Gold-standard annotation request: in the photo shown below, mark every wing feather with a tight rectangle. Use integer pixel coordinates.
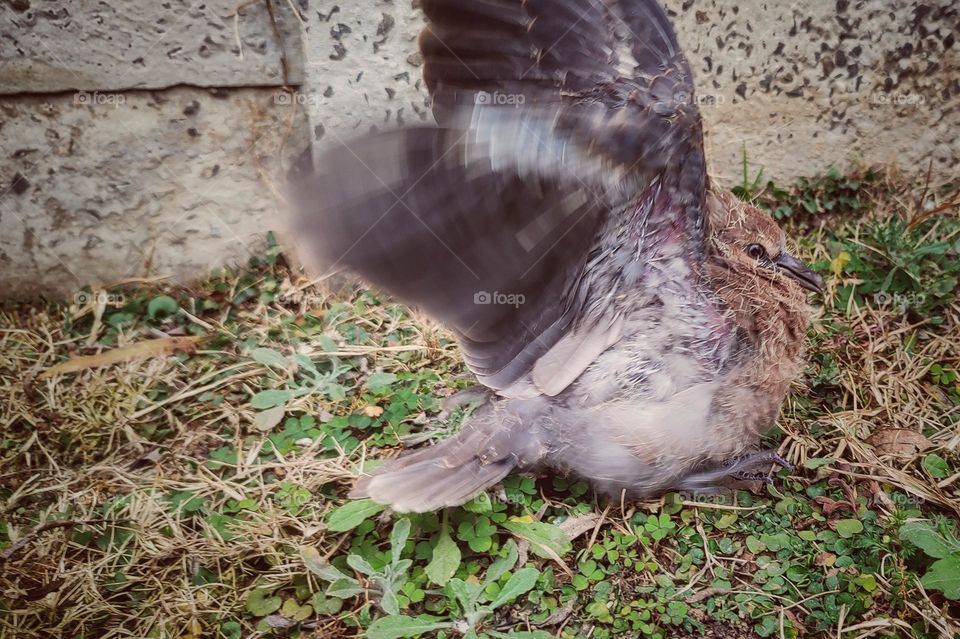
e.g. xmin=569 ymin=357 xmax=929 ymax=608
xmin=293 ymin=0 xmax=708 ymax=395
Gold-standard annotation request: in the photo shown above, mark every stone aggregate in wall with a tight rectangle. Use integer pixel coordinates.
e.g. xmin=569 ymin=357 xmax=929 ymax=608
xmin=0 ymin=0 xmax=304 ymax=93
xmin=0 ymin=87 xmax=308 ymax=298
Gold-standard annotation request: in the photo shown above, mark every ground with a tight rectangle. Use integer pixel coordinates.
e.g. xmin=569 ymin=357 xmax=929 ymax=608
xmin=1 ymin=168 xmax=959 ymax=639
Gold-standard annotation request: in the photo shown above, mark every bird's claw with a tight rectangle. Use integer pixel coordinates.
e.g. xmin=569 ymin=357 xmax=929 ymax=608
xmin=730 ymin=470 xmax=774 ymax=484
xmin=724 ymin=449 xmax=793 ymax=484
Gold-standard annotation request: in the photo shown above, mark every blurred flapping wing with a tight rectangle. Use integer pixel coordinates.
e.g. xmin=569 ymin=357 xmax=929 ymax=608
xmin=292 ymin=0 xmax=707 ymax=394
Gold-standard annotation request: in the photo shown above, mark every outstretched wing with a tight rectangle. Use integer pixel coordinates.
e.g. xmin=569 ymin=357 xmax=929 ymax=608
xmin=292 ymin=0 xmax=706 ymax=395
xmin=421 ymin=0 xmax=703 ymax=194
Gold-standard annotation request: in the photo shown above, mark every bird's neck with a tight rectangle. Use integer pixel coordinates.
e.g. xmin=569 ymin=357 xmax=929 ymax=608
xmin=705 ymin=264 xmax=811 ymax=439
xmin=729 ymin=293 xmax=807 ymax=388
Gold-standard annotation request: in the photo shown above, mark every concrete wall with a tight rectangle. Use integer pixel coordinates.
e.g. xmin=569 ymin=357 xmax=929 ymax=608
xmin=0 ymin=89 xmax=307 ymax=297
xmin=0 ymin=0 xmax=310 ymax=299
xmin=1 ymin=0 xmax=957 ymax=298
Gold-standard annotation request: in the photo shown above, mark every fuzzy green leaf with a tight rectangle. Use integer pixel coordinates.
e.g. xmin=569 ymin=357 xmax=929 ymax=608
xmin=346 ymin=553 xmax=378 ymax=577
xmin=446 ymin=578 xmax=481 ymax=614
xmin=501 ymin=520 xmax=572 ymax=561
xmin=253 ymin=405 xmax=285 ymax=431
xmin=300 ymin=546 xmax=350 ymax=581
xmin=483 ymin=539 xmax=519 ymax=588
xmin=326 ymin=578 xmax=364 ymax=599
xmin=380 ymin=585 xmax=400 ymax=615
xmin=366 ymin=372 xmax=398 ymax=392
xmin=900 ymin=522 xmax=960 ymax=559
xmin=250 ymin=389 xmax=295 ymax=409
xmin=250 ymin=347 xmax=289 ymax=368
xmin=293 ymin=353 xmax=319 ymax=374
xmin=490 ymin=566 xmax=540 ymax=609
xmin=920 ymin=553 xmax=960 ymax=599
xmin=365 ymin=615 xmax=452 ymax=639
xmin=425 ymin=522 xmax=461 ymax=586
xmin=391 ymin=518 xmax=411 ymax=565
xmin=326 ymin=499 xmax=386 ymax=532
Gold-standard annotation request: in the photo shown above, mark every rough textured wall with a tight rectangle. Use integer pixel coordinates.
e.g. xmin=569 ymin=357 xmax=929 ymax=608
xmin=303 ymin=0 xmax=958 ymax=185
xmin=301 ymin=2 xmax=431 ymax=148
xmin=673 ymin=0 xmax=958 ymax=184
xmin=0 ymin=0 xmax=309 ymax=299
xmin=0 ymin=89 xmax=306 ymax=299
xmin=0 ymin=0 xmax=304 ymax=90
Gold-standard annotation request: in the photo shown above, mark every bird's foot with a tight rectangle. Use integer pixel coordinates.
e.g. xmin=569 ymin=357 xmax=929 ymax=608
xmin=673 ymin=449 xmax=792 ymax=493
xmin=729 ymin=470 xmax=773 ymax=484
xmin=723 ymin=450 xmax=793 ymax=478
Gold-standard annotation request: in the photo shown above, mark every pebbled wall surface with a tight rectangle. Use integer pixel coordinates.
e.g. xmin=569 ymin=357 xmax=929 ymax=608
xmin=0 ymin=0 xmax=957 ymax=298
xmin=672 ymin=0 xmax=958 ymax=184
xmin=0 ymin=89 xmax=307 ymax=299
xmin=0 ymin=0 xmax=305 ymax=90
xmin=0 ymin=0 xmax=309 ymax=299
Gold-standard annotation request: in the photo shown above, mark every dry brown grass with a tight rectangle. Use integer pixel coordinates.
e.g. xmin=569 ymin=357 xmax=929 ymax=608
xmin=0 ymin=275 xmax=459 ymax=638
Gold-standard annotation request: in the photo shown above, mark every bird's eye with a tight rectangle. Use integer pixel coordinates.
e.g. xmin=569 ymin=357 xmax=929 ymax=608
xmin=746 ymin=244 xmax=767 ymax=260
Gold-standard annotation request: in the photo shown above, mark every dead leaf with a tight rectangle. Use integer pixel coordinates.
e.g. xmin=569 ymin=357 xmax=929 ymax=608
xmin=558 ymin=513 xmax=600 ymax=541
xmin=863 ymin=479 xmax=897 ymax=511
xmin=22 ymin=577 xmax=66 ymax=601
xmin=264 ymin=615 xmax=297 ymax=629
xmin=539 ymin=596 xmax=577 ymax=626
xmin=40 ymin=336 xmax=207 ymax=379
xmin=866 ymin=428 xmax=932 ymax=456
xmin=813 ymin=496 xmax=855 ymax=516
xmin=686 ymin=586 xmax=730 ymax=603
xmin=782 ymin=607 xmax=808 ymax=635
xmin=254 ymin=405 xmax=286 ymax=432
xmin=815 ymin=552 xmax=837 ymax=567
xmin=363 ymin=405 xmax=384 ymax=417
xmin=827 ymin=476 xmax=859 ymax=505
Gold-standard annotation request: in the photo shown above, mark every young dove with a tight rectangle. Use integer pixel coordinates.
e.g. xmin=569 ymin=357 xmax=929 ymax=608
xmin=291 ymin=0 xmax=824 ymax=512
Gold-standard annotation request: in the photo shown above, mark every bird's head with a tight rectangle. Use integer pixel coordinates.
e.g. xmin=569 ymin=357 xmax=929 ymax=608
xmin=702 ymin=191 xmax=823 ymax=352
xmin=705 ymin=190 xmax=824 ymax=297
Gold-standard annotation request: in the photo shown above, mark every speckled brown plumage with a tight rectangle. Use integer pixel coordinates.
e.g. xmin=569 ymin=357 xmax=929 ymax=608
xmin=291 ymin=0 xmax=823 ymax=512
xmin=699 ymin=191 xmax=816 ymax=462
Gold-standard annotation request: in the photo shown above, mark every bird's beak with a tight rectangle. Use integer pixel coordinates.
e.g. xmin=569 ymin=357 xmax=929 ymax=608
xmin=775 ymin=251 xmax=824 ymax=293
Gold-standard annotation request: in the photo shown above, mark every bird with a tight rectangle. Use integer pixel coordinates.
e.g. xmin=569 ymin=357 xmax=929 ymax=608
xmin=289 ymin=0 xmax=824 ymax=513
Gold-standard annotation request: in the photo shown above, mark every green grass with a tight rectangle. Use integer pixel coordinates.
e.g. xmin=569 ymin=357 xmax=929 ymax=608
xmin=1 ymin=172 xmax=959 ymax=639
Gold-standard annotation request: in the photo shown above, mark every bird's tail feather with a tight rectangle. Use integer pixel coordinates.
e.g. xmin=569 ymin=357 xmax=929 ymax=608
xmin=350 ymin=411 xmax=532 ymax=512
